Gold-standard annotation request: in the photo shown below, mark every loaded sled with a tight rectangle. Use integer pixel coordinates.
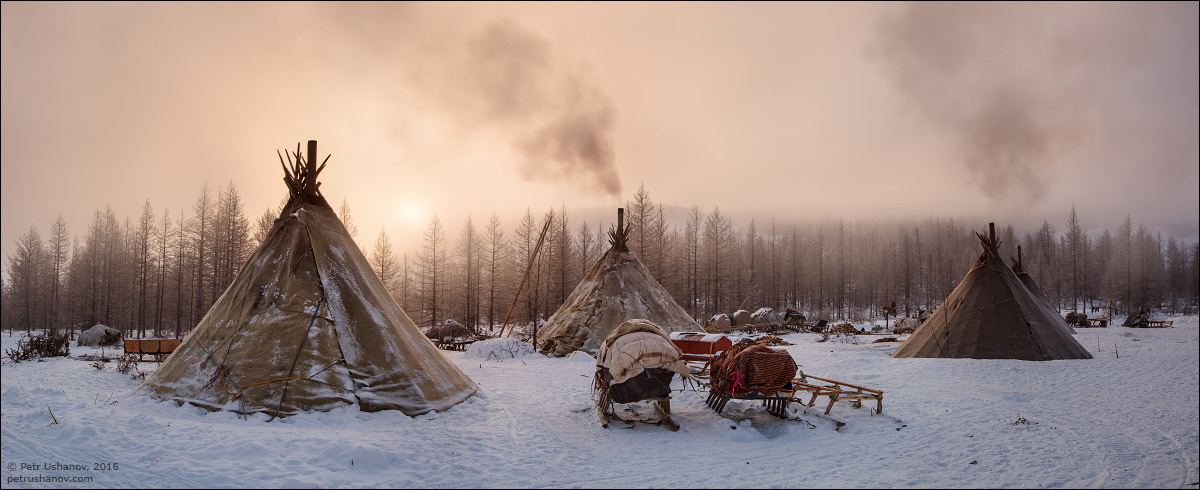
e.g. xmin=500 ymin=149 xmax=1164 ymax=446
xmin=593 ymin=320 xmax=696 ymax=431
xmin=700 ymin=340 xmax=883 ymax=419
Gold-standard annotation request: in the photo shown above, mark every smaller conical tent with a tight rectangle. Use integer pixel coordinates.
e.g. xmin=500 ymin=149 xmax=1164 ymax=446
xmin=892 ymin=224 xmax=1092 ymax=361
xmin=538 ymin=209 xmax=701 ymax=357
xmin=139 ymin=141 xmax=477 ymax=417
xmin=1010 ymin=246 xmax=1076 ymax=334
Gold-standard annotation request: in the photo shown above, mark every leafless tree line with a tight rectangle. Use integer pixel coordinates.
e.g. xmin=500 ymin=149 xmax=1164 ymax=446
xmin=2 ymin=182 xmax=256 ymax=338
xmin=383 ymin=186 xmax=1198 ymax=331
xmin=4 ymin=183 xmax=1198 ymax=338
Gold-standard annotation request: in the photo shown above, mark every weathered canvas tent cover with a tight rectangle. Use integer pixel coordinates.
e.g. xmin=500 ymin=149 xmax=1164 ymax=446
xmin=539 ymin=210 xmax=700 ymax=357
xmin=1011 ymin=254 xmax=1077 ymax=335
xmin=892 ymin=227 xmax=1092 ymax=361
xmin=139 ymin=141 xmax=476 ymax=417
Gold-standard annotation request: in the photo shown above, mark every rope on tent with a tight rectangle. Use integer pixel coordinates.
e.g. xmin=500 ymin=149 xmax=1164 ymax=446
xmin=206 ymin=361 xmax=349 ymax=401
xmin=270 ymin=223 xmax=333 ymax=420
xmin=289 ymin=220 xmax=363 ymax=416
xmin=231 ymin=376 xmax=310 ymax=402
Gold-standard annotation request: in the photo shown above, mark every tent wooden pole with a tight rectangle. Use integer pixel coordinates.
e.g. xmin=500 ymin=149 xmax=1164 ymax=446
xmin=307 ymin=140 xmax=317 ymax=192
xmin=497 ymin=219 xmax=553 ymax=339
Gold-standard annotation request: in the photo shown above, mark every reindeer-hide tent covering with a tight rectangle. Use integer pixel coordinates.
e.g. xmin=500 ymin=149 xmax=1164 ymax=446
xmin=597 ymin=320 xmax=694 ymax=386
xmin=538 ymin=210 xmax=700 ymax=357
xmin=138 ymin=141 xmax=477 ymax=417
xmin=891 ymin=226 xmax=1092 ymax=361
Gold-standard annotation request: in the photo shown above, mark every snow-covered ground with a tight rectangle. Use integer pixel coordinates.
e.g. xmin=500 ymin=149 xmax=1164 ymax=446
xmin=3 ymin=315 xmax=1198 ymax=488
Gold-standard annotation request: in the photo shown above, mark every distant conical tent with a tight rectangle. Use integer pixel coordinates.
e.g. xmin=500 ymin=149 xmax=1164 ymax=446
xmin=538 ymin=209 xmax=701 ymax=357
xmin=1010 ymin=246 xmax=1077 ymax=334
xmin=140 ymin=141 xmax=477 ymax=417
xmin=892 ymin=224 xmax=1092 ymax=361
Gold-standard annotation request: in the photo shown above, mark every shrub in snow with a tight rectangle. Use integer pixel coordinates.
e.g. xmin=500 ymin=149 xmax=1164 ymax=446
xmin=5 ymin=331 xmax=71 ymax=362
xmin=464 ymin=338 xmax=536 ymax=361
xmin=117 ymin=354 xmax=145 ymax=379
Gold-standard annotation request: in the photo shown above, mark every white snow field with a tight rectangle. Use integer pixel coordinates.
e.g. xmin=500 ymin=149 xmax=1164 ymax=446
xmin=2 ymin=316 xmax=1197 ymax=489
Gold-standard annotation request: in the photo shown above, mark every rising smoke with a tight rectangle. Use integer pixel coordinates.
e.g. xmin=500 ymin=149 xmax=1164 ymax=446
xmin=871 ymin=1 xmax=1197 ymax=204
xmin=324 ymin=4 xmax=623 ymax=198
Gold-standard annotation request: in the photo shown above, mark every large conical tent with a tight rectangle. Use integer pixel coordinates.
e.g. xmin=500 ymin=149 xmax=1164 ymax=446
xmin=1010 ymin=246 xmax=1076 ymax=334
xmin=538 ymin=209 xmax=701 ymax=357
xmin=140 ymin=141 xmax=477 ymax=417
xmin=892 ymin=224 xmax=1092 ymax=361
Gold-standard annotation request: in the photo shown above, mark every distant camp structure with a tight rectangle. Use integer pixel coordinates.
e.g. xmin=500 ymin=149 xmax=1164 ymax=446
xmin=538 ymin=209 xmax=701 ymax=357
xmin=139 ymin=141 xmax=477 ymax=417
xmin=426 ymin=319 xmax=475 ymax=342
xmin=77 ymin=324 xmax=122 ymax=347
xmin=892 ymin=223 xmax=1093 ymax=361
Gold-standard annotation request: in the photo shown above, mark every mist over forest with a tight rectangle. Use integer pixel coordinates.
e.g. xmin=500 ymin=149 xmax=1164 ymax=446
xmin=4 ymin=181 xmax=1196 ymax=339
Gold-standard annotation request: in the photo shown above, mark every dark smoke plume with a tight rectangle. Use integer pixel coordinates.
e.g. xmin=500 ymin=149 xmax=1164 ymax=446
xmin=327 ymin=5 xmax=623 ymax=198
xmin=467 ymin=22 xmax=622 ymax=197
xmin=871 ymin=1 xmax=1194 ymax=203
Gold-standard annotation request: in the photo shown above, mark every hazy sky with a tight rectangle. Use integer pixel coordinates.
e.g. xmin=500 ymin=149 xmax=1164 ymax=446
xmin=3 ymin=1 xmax=1197 ymax=265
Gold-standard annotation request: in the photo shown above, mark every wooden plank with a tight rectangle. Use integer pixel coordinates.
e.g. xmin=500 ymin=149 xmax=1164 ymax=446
xmin=789 ymin=374 xmax=884 ymax=415
xmin=654 ymin=399 xmax=679 ymax=431
xmin=597 ymin=388 xmax=610 ymax=428
xmin=159 ymin=339 xmax=181 ymax=353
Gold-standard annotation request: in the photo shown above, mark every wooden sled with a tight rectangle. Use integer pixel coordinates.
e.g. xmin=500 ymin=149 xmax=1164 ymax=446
xmin=704 ymin=375 xmax=795 ymax=419
xmin=705 ymin=372 xmax=884 ymax=418
xmin=595 ymin=368 xmax=679 ymax=431
xmin=705 ymin=387 xmax=795 ymax=419
xmin=785 ymin=373 xmax=883 ymax=415
xmin=123 ymin=338 xmax=182 ymax=362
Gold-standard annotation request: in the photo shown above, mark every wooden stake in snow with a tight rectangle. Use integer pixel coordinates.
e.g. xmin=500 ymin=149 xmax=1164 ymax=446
xmin=497 ymin=218 xmax=553 ymax=339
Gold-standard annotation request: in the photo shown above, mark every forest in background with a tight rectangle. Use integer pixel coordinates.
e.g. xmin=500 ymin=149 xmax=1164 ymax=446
xmin=3 ymin=182 xmax=1198 ymax=339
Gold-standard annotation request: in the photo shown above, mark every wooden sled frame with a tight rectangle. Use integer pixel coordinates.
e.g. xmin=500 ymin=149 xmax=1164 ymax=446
xmin=704 ymin=384 xmax=795 ymax=419
xmin=704 ymin=370 xmax=883 ymax=418
xmin=594 ymin=370 xmax=680 ymax=431
xmin=786 ymin=373 xmax=883 ymax=415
